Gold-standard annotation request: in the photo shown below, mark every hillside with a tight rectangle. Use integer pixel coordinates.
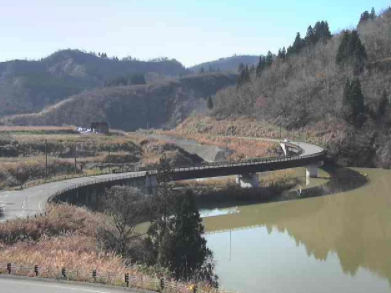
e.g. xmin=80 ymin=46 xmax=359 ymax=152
xmin=190 ymin=55 xmax=259 ymax=73
xmin=0 ymin=49 xmax=187 ymax=117
xmin=2 ymin=73 xmax=237 ymax=131
xmin=206 ymin=8 xmax=391 ymax=168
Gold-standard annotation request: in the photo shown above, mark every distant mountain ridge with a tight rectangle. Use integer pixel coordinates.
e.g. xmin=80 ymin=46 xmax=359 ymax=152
xmin=3 ymin=73 xmax=237 ymax=131
xmin=0 ymin=49 xmax=188 ymax=117
xmin=190 ymin=55 xmax=259 ymax=73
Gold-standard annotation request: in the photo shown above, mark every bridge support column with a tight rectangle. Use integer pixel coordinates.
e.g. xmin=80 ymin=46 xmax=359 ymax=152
xmin=306 ymin=165 xmax=318 ymax=178
xmin=236 ymin=174 xmax=260 ymax=188
xmin=280 ymin=142 xmax=287 ymax=157
xmin=145 ymin=174 xmax=158 ymax=195
xmin=306 ymin=161 xmax=324 ymax=179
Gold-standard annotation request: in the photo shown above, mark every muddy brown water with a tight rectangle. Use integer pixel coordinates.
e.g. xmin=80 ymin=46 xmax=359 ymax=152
xmin=201 ymin=167 xmax=391 ymax=293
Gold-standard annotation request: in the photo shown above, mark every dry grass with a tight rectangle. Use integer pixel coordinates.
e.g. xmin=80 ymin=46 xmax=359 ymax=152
xmin=0 ymin=126 xmax=77 ymax=135
xmin=0 ymin=130 xmax=201 ymax=190
xmin=0 ymin=203 xmax=226 ymax=292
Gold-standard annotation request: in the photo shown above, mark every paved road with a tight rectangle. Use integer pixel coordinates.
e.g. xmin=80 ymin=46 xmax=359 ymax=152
xmin=0 ymin=277 xmax=139 ymax=293
xmin=0 ymin=172 xmax=145 ymax=222
xmin=0 ymin=137 xmax=323 ymax=222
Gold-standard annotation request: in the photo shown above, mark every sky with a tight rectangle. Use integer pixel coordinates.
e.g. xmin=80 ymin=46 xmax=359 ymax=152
xmin=0 ymin=0 xmax=389 ymax=67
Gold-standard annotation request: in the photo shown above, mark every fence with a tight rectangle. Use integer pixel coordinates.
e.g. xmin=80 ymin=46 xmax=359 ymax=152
xmin=0 ymin=262 xmax=218 ymax=293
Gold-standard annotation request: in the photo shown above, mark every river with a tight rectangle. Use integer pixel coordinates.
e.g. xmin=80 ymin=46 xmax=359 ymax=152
xmin=201 ymin=167 xmax=391 ymax=293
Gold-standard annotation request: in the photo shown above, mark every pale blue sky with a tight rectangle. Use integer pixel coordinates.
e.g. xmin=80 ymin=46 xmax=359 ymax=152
xmin=1 ymin=1 xmax=389 ymax=67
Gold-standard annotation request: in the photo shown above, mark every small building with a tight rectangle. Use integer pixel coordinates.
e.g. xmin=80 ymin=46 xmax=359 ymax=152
xmin=91 ymin=121 xmax=110 ymax=134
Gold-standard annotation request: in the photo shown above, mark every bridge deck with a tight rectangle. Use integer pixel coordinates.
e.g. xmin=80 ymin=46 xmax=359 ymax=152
xmin=0 ymin=138 xmax=325 ymax=221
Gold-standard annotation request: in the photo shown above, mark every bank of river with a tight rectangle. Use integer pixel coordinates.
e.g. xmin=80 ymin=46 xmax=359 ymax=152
xmin=201 ymin=167 xmax=391 ymax=293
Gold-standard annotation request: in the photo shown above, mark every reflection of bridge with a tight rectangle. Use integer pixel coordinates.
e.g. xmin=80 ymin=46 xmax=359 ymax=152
xmin=0 ymin=138 xmax=325 ymax=221
xmin=203 ymin=169 xmax=391 ymax=290
xmin=203 ymin=167 xmax=368 ymax=235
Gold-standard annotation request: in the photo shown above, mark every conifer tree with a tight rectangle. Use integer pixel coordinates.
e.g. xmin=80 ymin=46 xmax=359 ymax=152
xmin=256 ymin=56 xmax=265 ymax=77
xmin=305 ymin=25 xmax=317 ymax=47
xmin=265 ymin=51 xmax=273 ymax=67
xmin=359 ymin=11 xmax=370 ymax=25
xmin=207 ymin=95 xmax=214 ymax=110
xmin=314 ymin=21 xmax=332 ymax=43
xmin=370 ymin=7 xmax=376 ymax=20
xmin=342 ymin=78 xmax=366 ymax=127
xmin=287 ymin=32 xmax=305 ymax=56
xmin=277 ymin=47 xmax=286 ymax=60
xmin=336 ymin=31 xmax=350 ymax=65
xmin=238 ymin=62 xmax=245 ymax=73
xmin=377 ymin=90 xmax=388 ymax=119
xmin=336 ymin=30 xmax=367 ymax=73
xmin=164 ymin=190 xmax=215 ymax=281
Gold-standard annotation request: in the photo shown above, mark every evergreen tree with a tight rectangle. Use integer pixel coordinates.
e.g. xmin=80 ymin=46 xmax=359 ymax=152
xmin=336 ymin=30 xmax=367 ymax=73
xmin=342 ymin=78 xmax=366 ymax=127
xmin=129 ymin=73 xmax=146 ymax=85
xmin=377 ymin=90 xmax=389 ymax=119
xmin=163 ymin=190 xmax=216 ymax=282
xmin=256 ymin=56 xmax=266 ymax=77
xmin=287 ymin=32 xmax=305 ymax=56
xmin=314 ymin=21 xmax=332 ymax=43
xmin=238 ymin=62 xmax=245 ymax=73
xmin=265 ymin=51 xmax=274 ymax=67
xmin=147 ymin=155 xmax=177 ymax=263
xmin=347 ymin=30 xmax=367 ymax=73
xmin=370 ymin=7 xmax=376 ymax=20
xmin=277 ymin=47 xmax=286 ymax=60
xmin=336 ymin=31 xmax=350 ymax=65
xmin=237 ymin=65 xmax=251 ymax=87
xmin=207 ymin=95 xmax=214 ymax=110
xmin=359 ymin=11 xmax=371 ymax=25
xmin=305 ymin=25 xmax=317 ymax=47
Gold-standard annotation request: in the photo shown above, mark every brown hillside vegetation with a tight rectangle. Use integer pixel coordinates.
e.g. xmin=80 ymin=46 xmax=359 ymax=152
xmin=0 ymin=128 xmax=202 ymax=190
xmin=0 ymin=49 xmax=188 ymax=117
xmin=0 ymin=204 xmax=217 ymax=292
xmin=210 ymin=8 xmax=391 ymax=167
xmin=3 ymin=73 xmax=236 ymax=131
xmin=161 ymin=117 xmax=281 ymax=160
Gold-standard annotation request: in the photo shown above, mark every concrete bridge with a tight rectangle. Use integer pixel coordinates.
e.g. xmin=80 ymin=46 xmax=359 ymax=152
xmin=0 ymin=138 xmax=325 ymax=221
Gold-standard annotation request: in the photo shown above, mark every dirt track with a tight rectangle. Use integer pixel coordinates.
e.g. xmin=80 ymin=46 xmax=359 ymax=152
xmin=149 ymin=134 xmax=231 ymax=162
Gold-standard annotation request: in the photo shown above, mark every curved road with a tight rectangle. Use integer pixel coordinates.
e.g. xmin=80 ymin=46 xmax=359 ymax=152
xmin=0 ymin=136 xmax=324 ymax=291
xmin=0 ymin=137 xmax=323 ymax=222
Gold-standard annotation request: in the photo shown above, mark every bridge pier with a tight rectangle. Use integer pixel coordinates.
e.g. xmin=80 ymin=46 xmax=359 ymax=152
xmin=145 ymin=173 xmax=158 ymax=194
xmin=236 ymin=173 xmax=260 ymax=188
xmin=280 ymin=142 xmax=288 ymax=157
xmin=306 ymin=161 xmax=324 ymax=179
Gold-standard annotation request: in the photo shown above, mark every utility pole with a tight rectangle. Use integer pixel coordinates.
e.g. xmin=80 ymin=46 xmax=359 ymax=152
xmin=45 ymin=139 xmax=48 ymax=182
xmin=280 ymin=122 xmax=282 ymax=139
xmin=74 ymin=144 xmax=77 ymax=175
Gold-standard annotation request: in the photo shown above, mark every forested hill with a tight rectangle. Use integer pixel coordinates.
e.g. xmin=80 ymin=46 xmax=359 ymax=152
xmin=190 ymin=55 xmax=259 ymax=73
xmin=2 ymin=73 xmax=237 ymax=131
xmin=210 ymin=7 xmax=391 ymax=168
xmin=0 ymin=49 xmax=187 ymax=117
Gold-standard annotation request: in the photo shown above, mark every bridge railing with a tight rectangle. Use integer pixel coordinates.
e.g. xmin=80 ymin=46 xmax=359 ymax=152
xmin=0 ymin=262 xmax=218 ymax=293
xmin=48 ymin=143 xmax=325 ymax=204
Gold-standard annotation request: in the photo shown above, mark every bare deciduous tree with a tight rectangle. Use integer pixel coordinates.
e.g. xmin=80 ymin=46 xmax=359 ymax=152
xmin=97 ymin=186 xmax=149 ymax=257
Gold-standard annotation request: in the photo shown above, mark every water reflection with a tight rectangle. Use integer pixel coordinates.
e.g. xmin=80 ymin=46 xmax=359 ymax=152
xmin=203 ymin=168 xmax=391 ymax=293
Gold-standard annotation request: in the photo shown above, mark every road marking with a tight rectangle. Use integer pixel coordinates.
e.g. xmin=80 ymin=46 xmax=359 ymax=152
xmin=0 ymin=278 xmax=120 ymax=292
